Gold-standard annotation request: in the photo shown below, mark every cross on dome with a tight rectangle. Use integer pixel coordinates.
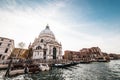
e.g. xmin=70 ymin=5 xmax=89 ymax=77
xmin=46 ymin=24 xmax=50 ymax=30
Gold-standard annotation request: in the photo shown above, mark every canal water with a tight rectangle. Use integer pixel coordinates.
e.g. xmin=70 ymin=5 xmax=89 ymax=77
xmin=0 ymin=60 xmax=120 ymax=80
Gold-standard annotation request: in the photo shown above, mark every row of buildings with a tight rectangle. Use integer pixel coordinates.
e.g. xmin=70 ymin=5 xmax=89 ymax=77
xmin=0 ymin=25 xmax=63 ymax=61
xmin=0 ymin=25 xmax=119 ymax=61
xmin=64 ymin=47 xmax=120 ymax=61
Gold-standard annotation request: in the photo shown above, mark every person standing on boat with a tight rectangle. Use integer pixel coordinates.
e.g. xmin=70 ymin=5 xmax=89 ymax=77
xmin=24 ymin=64 xmax=29 ymax=74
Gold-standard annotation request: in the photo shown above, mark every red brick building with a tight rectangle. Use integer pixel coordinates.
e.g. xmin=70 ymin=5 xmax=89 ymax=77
xmin=64 ymin=47 xmax=108 ymax=61
xmin=64 ymin=50 xmax=80 ymax=61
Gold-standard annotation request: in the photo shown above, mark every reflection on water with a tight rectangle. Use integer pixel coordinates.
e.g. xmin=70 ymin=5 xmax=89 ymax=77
xmin=1 ymin=60 xmax=120 ymax=80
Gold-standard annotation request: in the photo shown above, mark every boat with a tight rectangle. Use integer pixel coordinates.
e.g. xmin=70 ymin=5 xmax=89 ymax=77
xmin=0 ymin=64 xmax=9 ymax=70
xmin=91 ymin=59 xmax=97 ymax=62
xmin=71 ymin=61 xmax=79 ymax=66
xmin=53 ymin=61 xmax=78 ymax=68
xmin=0 ymin=59 xmax=20 ymax=70
xmin=80 ymin=60 xmax=91 ymax=64
xmin=4 ymin=63 xmax=41 ymax=77
xmin=9 ymin=69 xmax=24 ymax=76
xmin=97 ymin=57 xmax=110 ymax=62
xmin=0 ymin=60 xmax=11 ymax=70
xmin=53 ymin=63 xmax=64 ymax=68
xmin=38 ymin=63 xmax=50 ymax=71
xmin=28 ymin=64 xmax=40 ymax=73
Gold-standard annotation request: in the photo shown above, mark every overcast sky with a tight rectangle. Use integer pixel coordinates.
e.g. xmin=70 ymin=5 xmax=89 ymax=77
xmin=0 ymin=0 xmax=120 ymax=53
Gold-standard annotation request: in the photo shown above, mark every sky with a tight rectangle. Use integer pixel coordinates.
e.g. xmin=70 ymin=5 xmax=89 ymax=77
xmin=0 ymin=0 xmax=120 ymax=53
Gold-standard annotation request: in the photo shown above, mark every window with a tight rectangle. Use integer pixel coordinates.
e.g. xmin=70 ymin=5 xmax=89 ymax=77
xmin=41 ymin=39 xmax=44 ymax=43
xmin=9 ymin=40 xmax=11 ymax=42
xmin=0 ymin=43 xmax=2 ymax=46
xmin=36 ymin=46 xmax=42 ymax=50
xmin=1 ymin=38 xmax=3 ymax=41
xmin=2 ymin=56 xmax=5 ymax=60
xmin=38 ymin=46 xmax=42 ymax=49
xmin=5 ymin=48 xmax=8 ymax=53
xmin=36 ymin=47 xmax=38 ymax=50
xmin=0 ymin=54 xmax=2 ymax=58
xmin=8 ymin=44 xmax=10 ymax=47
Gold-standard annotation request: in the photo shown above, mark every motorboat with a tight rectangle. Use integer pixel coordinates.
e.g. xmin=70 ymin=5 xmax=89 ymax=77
xmin=0 ymin=64 xmax=8 ymax=70
xmin=0 ymin=60 xmax=11 ymax=70
xmin=38 ymin=63 xmax=50 ymax=71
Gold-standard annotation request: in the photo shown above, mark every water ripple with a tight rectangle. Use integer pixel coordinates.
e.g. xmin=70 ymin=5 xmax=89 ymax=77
xmin=1 ymin=60 xmax=120 ymax=80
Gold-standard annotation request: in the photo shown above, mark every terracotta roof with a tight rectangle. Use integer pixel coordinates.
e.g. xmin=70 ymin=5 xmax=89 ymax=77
xmin=12 ymin=48 xmax=29 ymax=59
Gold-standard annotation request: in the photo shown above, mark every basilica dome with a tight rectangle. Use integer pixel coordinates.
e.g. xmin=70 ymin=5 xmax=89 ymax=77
xmin=39 ymin=25 xmax=55 ymax=40
xmin=31 ymin=24 xmax=62 ymax=60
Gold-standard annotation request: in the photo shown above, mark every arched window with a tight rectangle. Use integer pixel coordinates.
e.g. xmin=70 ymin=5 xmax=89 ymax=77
xmin=38 ymin=46 xmax=42 ymax=49
xmin=0 ymin=54 xmax=2 ymax=59
xmin=36 ymin=47 xmax=38 ymax=50
xmin=0 ymin=43 xmax=2 ymax=46
xmin=53 ymin=47 xmax=57 ymax=59
xmin=41 ymin=39 xmax=44 ymax=43
xmin=2 ymin=56 xmax=5 ymax=60
xmin=5 ymin=48 xmax=8 ymax=53
xmin=36 ymin=46 xmax=42 ymax=50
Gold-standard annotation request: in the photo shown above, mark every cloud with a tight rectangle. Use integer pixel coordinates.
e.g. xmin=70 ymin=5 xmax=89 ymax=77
xmin=0 ymin=0 xmax=69 ymax=47
xmin=0 ymin=0 xmax=120 ymax=53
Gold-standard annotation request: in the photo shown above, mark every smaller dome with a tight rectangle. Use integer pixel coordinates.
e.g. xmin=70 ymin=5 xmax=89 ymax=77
xmin=39 ymin=25 xmax=55 ymax=39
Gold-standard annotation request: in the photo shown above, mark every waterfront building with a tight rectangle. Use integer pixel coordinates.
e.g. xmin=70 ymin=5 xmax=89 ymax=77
xmin=12 ymin=48 xmax=29 ymax=59
xmin=64 ymin=47 xmax=108 ymax=61
xmin=109 ymin=53 xmax=120 ymax=60
xmin=0 ymin=37 xmax=14 ymax=60
xmin=79 ymin=48 xmax=91 ymax=61
xmin=30 ymin=25 xmax=62 ymax=60
xmin=80 ymin=47 xmax=103 ymax=60
xmin=64 ymin=50 xmax=80 ymax=60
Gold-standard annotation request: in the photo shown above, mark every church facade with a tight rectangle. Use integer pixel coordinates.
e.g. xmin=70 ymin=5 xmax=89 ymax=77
xmin=30 ymin=25 xmax=62 ymax=60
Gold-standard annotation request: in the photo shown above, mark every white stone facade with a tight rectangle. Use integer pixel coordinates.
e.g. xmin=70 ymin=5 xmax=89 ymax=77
xmin=30 ymin=25 xmax=62 ymax=60
xmin=0 ymin=37 xmax=14 ymax=60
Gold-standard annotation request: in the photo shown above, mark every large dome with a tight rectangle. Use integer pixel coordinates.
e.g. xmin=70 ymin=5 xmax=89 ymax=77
xmin=39 ymin=25 xmax=55 ymax=39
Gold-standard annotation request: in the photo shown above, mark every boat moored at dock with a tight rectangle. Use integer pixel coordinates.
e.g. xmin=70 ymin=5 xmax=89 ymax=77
xmin=0 ymin=64 xmax=9 ymax=70
xmin=38 ymin=63 xmax=50 ymax=71
xmin=97 ymin=57 xmax=110 ymax=62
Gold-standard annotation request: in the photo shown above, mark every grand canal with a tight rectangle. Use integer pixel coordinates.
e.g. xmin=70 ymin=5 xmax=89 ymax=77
xmin=0 ymin=60 xmax=120 ymax=80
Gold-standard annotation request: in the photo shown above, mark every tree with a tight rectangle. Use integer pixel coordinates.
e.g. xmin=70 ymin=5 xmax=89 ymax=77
xmin=17 ymin=42 xmax=25 ymax=58
xmin=18 ymin=42 xmax=25 ymax=48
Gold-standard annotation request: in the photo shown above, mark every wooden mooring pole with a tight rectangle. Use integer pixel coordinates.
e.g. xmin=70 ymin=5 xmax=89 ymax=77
xmin=5 ymin=58 xmax=12 ymax=77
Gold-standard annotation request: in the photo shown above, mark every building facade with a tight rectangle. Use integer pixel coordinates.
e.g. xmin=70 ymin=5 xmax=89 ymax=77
xmin=12 ymin=48 xmax=29 ymax=59
xmin=64 ymin=50 xmax=80 ymax=61
xmin=64 ymin=47 xmax=108 ymax=61
xmin=80 ymin=47 xmax=103 ymax=60
xmin=0 ymin=37 xmax=14 ymax=60
xmin=30 ymin=25 xmax=62 ymax=60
